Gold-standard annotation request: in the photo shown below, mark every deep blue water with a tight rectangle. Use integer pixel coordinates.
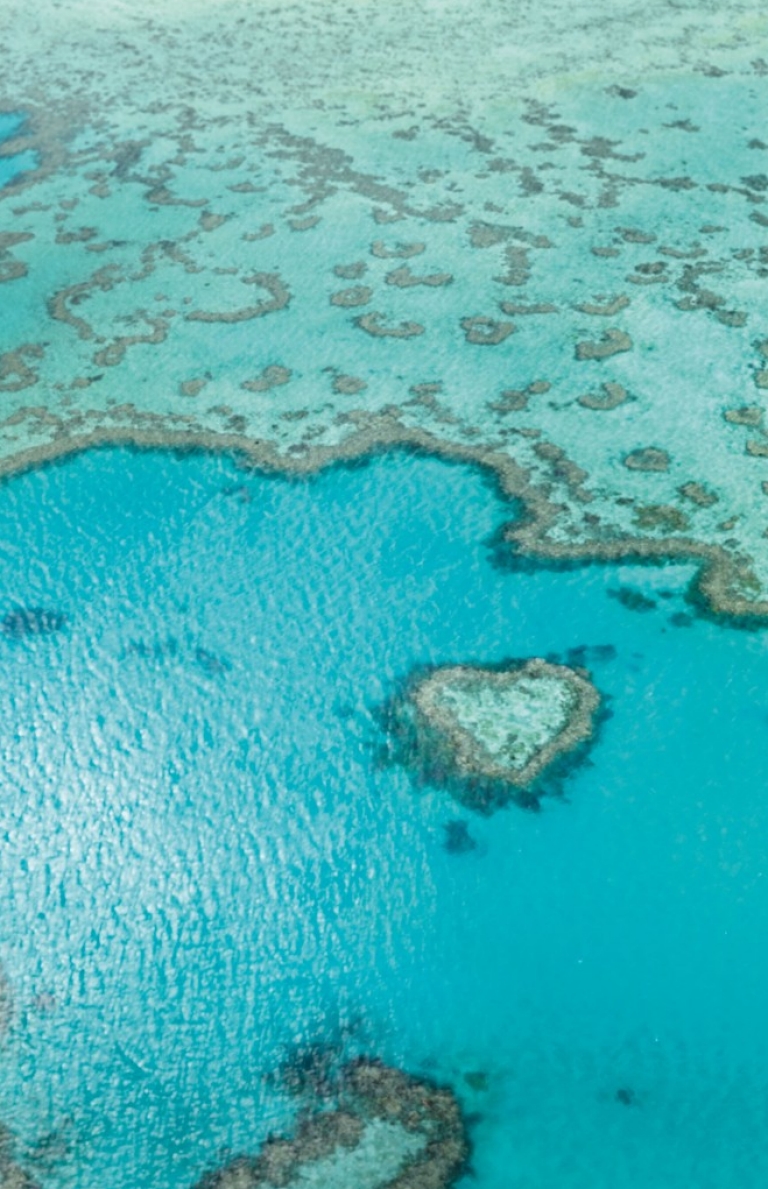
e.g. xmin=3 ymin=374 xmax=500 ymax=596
xmin=0 ymin=448 xmax=767 ymax=1189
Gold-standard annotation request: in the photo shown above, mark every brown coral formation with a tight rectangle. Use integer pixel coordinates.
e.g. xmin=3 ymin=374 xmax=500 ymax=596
xmin=92 ymin=314 xmax=168 ymax=368
xmin=180 ymin=377 xmax=210 ymax=397
xmin=241 ymin=366 xmax=292 ymax=393
xmin=0 ymin=259 xmax=27 ymax=283
xmin=0 ymin=345 xmax=43 ymax=392
xmin=575 ymin=328 xmax=632 ymax=360
xmin=460 ymin=316 xmax=515 ymax=345
xmin=333 ymin=374 xmax=367 ymax=394
xmin=333 ymin=262 xmax=367 ymax=279
xmin=575 ymin=295 xmax=630 ymax=316
xmin=499 ymin=301 xmax=558 ymax=315
xmin=356 ymin=312 xmax=425 ymax=338
xmin=679 ymin=481 xmax=719 ymax=507
xmin=186 ymin=273 xmax=290 ymax=323
xmin=633 ymin=504 xmax=689 ymax=532
xmin=330 ymin=285 xmax=373 ymax=307
xmin=0 ymin=230 xmax=31 ymax=285
xmin=408 ymin=659 xmax=599 ymax=790
xmin=577 ymin=381 xmax=629 ymax=410
xmin=724 ymin=406 xmax=763 ymax=427
xmin=192 ymin=1059 xmax=468 ymax=1189
xmin=47 ymin=267 xmax=119 ymax=341
xmin=371 ymin=241 xmax=425 ymax=259
xmin=623 ymin=447 xmax=671 ymax=472
xmin=385 ymin=266 xmax=452 ymax=288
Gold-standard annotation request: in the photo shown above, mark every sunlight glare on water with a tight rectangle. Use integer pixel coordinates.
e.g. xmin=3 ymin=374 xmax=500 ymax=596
xmin=0 ymin=448 xmax=767 ymax=1188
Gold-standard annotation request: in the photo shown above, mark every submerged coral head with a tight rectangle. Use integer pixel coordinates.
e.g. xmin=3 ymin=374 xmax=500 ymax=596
xmin=1 ymin=606 xmax=67 ymax=638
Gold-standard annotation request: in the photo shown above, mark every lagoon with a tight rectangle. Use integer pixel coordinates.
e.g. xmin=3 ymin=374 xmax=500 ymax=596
xmin=0 ymin=447 xmax=767 ymax=1188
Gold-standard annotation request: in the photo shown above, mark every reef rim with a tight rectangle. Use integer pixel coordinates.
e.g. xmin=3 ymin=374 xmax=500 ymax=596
xmin=2 ymin=416 xmax=766 ymax=627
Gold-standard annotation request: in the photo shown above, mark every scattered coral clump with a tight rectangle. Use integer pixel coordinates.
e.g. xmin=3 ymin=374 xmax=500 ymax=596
xmin=1 ymin=607 xmax=67 ymax=639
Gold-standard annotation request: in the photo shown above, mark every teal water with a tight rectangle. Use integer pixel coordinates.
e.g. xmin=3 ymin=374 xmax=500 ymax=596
xmin=0 ymin=113 xmax=37 ymax=188
xmin=1 ymin=447 xmax=767 ymax=1188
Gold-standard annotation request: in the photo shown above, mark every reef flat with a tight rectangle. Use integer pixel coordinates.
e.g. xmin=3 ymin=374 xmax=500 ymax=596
xmin=1 ymin=1 xmax=768 ymax=617
xmin=195 ymin=1059 xmax=468 ymax=1189
xmin=413 ymin=660 xmax=598 ymax=786
xmin=386 ymin=659 xmax=599 ymax=811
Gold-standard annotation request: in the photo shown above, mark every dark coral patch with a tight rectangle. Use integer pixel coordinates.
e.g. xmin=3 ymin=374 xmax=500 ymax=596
xmin=1 ymin=607 xmax=67 ymax=638
xmin=607 ymin=586 xmax=657 ymax=612
xmin=443 ymin=820 xmax=478 ymax=855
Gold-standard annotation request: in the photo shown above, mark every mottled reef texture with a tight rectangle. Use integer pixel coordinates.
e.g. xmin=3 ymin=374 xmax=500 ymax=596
xmin=2 ymin=0 xmax=768 ymax=618
xmin=416 ymin=660 xmax=598 ymax=784
xmin=0 ymin=1123 xmax=40 ymax=1189
xmin=382 ymin=659 xmax=600 ymax=813
xmin=193 ymin=1059 xmax=469 ymax=1189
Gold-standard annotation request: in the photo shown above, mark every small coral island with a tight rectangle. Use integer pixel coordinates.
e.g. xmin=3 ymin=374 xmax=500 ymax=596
xmin=385 ymin=658 xmax=600 ymax=812
xmin=194 ymin=1058 xmax=468 ymax=1189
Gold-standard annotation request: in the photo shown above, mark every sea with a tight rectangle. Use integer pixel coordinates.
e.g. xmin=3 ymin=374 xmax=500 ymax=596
xmin=3 ymin=35 xmax=768 ymax=1189
xmin=0 ymin=445 xmax=767 ymax=1188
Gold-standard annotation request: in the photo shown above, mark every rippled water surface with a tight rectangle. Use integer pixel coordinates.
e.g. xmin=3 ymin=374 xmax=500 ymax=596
xmin=1 ymin=447 xmax=767 ymax=1188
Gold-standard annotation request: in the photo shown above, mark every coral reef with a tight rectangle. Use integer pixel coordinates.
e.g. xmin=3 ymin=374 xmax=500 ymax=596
xmin=574 ymin=328 xmax=633 ymax=360
xmin=460 ymin=316 xmax=515 ymax=345
xmin=577 ymin=381 xmax=629 ymax=410
xmin=623 ymin=447 xmax=671 ymax=472
xmin=193 ymin=1059 xmax=468 ymax=1189
xmin=383 ymin=658 xmax=600 ymax=812
xmin=2 ymin=26 xmax=768 ymax=620
xmin=356 ymin=313 xmax=425 ymax=339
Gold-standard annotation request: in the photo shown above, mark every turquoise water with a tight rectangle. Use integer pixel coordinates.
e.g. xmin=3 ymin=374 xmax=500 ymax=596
xmin=1 ymin=447 xmax=767 ymax=1187
xmin=0 ymin=113 xmax=37 ymax=187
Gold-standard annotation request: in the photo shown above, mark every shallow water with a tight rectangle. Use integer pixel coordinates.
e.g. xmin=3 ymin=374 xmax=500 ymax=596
xmin=0 ymin=447 xmax=767 ymax=1188
xmin=0 ymin=113 xmax=37 ymax=188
